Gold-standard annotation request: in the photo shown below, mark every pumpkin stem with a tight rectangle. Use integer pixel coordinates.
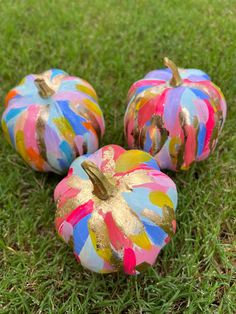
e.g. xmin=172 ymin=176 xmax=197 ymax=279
xmin=164 ymin=57 xmax=183 ymax=87
xmin=81 ymin=160 xmax=116 ymax=200
xmin=35 ymin=78 xmax=55 ymax=98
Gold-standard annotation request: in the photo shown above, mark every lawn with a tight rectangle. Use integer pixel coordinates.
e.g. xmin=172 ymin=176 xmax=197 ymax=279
xmin=0 ymin=0 xmax=235 ymax=313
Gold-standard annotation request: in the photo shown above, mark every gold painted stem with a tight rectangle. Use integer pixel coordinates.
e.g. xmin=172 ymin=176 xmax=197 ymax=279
xmin=164 ymin=57 xmax=183 ymax=87
xmin=35 ymin=78 xmax=55 ymax=98
xmin=81 ymin=160 xmax=116 ymax=200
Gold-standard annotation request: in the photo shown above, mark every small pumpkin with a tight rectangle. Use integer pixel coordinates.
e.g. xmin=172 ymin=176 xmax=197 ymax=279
xmin=124 ymin=58 xmax=227 ymax=171
xmin=54 ymin=144 xmax=177 ymax=274
xmin=1 ymin=69 xmax=105 ymax=174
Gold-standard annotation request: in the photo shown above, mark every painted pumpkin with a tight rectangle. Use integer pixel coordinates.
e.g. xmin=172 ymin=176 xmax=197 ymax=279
xmin=124 ymin=58 xmax=227 ymax=171
xmin=1 ymin=69 xmax=105 ymax=174
xmin=54 ymin=144 xmax=177 ymax=274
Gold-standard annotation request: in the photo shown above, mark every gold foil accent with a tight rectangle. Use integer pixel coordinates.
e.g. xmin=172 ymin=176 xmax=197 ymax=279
xmin=120 ymin=168 xmax=155 ymax=188
xmin=35 ymin=105 xmax=50 ymax=162
xmin=210 ymin=110 xmax=223 ymax=151
xmin=176 ymin=111 xmax=188 ymax=170
xmin=181 ymin=108 xmax=191 ymax=125
xmin=142 ymin=205 xmax=175 ymax=237
xmin=110 ymin=197 xmax=143 ymax=235
xmin=151 ymin=115 xmax=169 ymax=154
xmin=66 ymin=175 xmax=84 ymax=189
xmin=132 ymin=114 xmax=140 ymax=148
xmin=89 ymin=212 xmax=110 ymax=250
xmin=56 ymin=196 xmax=81 ymax=218
xmin=89 ymin=211 xmax=120 ymax=268
xmin=131 ymin=85 xmax=170 ymax=150
xmin=139 ymin=126 xmax=147 ymax=150
xmin=102 ymin=147 xmax=116 ymax=174
xmin=56 ymin=176 xmax=93 ymax=218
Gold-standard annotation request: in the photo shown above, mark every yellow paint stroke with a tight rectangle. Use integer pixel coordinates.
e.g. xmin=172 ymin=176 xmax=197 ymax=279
xmin=135 ymin=93 xmax=154 ymax=110
xmin=209 ymin=98 xmax=218 ymax=113
xmin=88 ymin=212 xmax=113 ymax=263
xmin=115 ymin=150 xmax=151 ymax=172
xmin=76 ymin=84 xmax=98 ymax=102
xmin=53 ymin=117 xmax=75 ymax=144
xmin=149 ymin=191 xmax=173 ymax=209
xmin=1 ymin=120 xmax=11 ymax=144
xmin=89 ymin=228 xmax=112 ymax=262
xmin=129 ymin=231 xmax=152 ymax=250
xmin=15 ymin=130 xmax=29 ymax=163
xmin=19 ymin=77 xmax=26 ymax=85
xmin=169 ymin=136 xmax=182 ymax=166
xmin=82 ymin=98 xmax=103 ymax=117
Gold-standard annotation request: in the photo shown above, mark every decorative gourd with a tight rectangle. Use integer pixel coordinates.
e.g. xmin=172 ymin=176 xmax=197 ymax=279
xmin=124 ymin=58 xmax=227 ymax=171
xmin=1 ymin=69 xmax=105 ymax=174
xmin=54 ymin=144 xmax=177 ymax=274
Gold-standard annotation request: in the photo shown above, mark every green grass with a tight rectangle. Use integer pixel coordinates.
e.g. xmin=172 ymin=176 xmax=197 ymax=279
xmin=0 ymin=0 xmax=236 ymax=313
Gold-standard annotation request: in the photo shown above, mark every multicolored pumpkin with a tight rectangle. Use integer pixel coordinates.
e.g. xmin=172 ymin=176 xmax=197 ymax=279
xmin=1 ymin=69 xmax=105 ymax=174
xmin=54 ymin=144 xmax=177 ymax=274
xmin=124 ymin=58 xmax=227 ymax=171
